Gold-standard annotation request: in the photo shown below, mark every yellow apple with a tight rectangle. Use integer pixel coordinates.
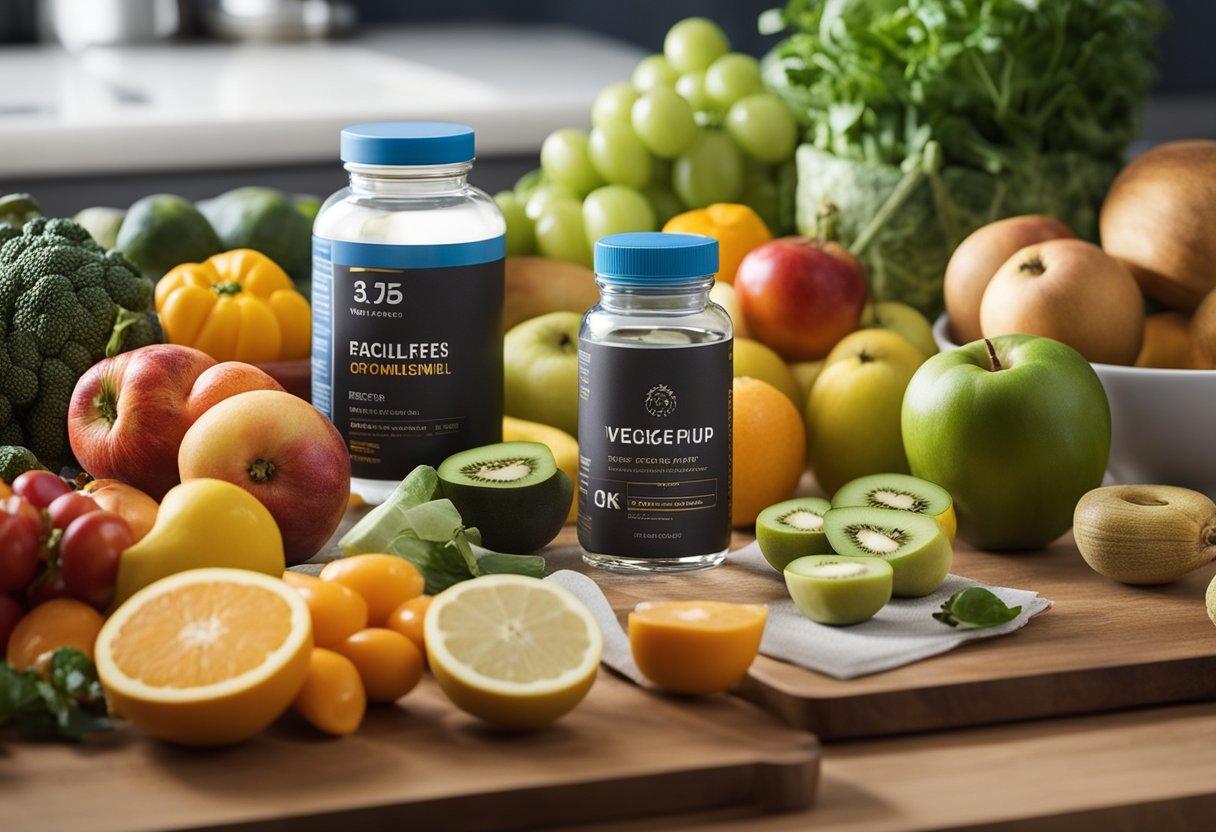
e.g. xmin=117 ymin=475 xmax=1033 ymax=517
xmin=733 ymin=337 xmax=802 ymax=413
xmin=805 ymin=329 xmax=925 ymax=495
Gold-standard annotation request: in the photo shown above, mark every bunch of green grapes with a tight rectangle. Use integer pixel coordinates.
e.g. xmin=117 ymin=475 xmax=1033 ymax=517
xmin=496 ymin=17 xmax=800 ymax=265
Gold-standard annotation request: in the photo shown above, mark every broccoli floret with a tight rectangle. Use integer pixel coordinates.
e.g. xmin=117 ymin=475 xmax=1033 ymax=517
xmin=0 ymin=444 xmax=46 ymax=483
xmin=0 ymin=217 xmax=162 ymax=467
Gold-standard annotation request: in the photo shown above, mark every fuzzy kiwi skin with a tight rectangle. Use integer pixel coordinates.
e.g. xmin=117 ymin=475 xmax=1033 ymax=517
xmin=440 ymin=469 xmax=572 ymax=554
xmin=1074 ymin=485 xmax=1216 ymax=585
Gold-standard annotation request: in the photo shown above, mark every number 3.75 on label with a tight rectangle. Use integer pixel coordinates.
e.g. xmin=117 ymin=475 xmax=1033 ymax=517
xmin=352 ymin=280 xmax=403 ymax=305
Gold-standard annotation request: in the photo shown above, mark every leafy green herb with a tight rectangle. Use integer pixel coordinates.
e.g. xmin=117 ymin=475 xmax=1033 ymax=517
xmin=933 ymin=587 xmax=1022 ymax=630
xmin=0 ymin=648 xmax=112 ymax=742
xmin=340 ymin=466 xmax=546 ymax=595
xmin=760 ymin=0 xmax=1163 ymax=314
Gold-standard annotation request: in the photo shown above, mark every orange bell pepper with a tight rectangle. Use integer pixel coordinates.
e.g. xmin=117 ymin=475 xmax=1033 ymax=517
xmin=155 ymin=249 xmax=311 ymax=363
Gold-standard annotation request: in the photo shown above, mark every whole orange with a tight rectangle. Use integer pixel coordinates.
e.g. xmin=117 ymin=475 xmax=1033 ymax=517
xmin=731 ymin=377 xmax=806 ymax=527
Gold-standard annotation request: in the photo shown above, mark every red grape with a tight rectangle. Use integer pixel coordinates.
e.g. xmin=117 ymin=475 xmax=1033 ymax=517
xmin=12 ymin=471 xmax=72 ymax=509
xmin=2 ymin=495 xmax=44 ymax=538
xmin=59 ymin=511 xmax=133 ymax=610
xmin=48 ymin=491 xmax=100 ymax=530
xmin=26 ymin=564 xmax=70 ymax=608
xmin=0 ymin=514 xmax=39 ymax=593
xmin=0 ymin=594 xmax=24 ymax=657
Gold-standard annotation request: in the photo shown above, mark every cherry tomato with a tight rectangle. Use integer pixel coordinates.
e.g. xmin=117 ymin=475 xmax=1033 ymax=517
xmin=320 ymin=554 xmax=425 ymax=625
xmin=6 ymin=597 xmax=104 ymax=670
xmin=386 ymin=595 xmax=432 ymax=658
xmin=283 ymin=571 xmax=369 ymax=648
xmin=47 ymin=491 xmax=99 ymax=530
xmin=292 ymin=648 xmax=366 ymax=736
xmin=59 ymin=511 xmax=133 ymax=610
xmin=0 ymin=513 xmax=40 ymax=593
xmin=0 ymin=594 xmax=25 ymax=658
xmin=333 ymin=628 xmax=423 ymax=703
xmin=2 ymin=495 xmax=44 ymax=538
xmin=12 ymin=471 xmax=72 ymax=509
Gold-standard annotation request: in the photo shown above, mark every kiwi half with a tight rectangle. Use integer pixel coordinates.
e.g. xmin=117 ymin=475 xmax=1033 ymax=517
xmin=784 ymin=555 xmax=893 ymax=625
xmin=823 ymin=506 xmax=952 ymax=597
xmin=832 ymin=473 xmax=957 ymax=543
xmin=437 ymin=441 xmax=572 ymax=554
xmin=756 ymin=497 xmax=833 ymax=572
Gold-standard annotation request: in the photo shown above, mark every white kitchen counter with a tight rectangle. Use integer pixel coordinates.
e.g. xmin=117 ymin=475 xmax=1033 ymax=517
xmin=0 ymin=24 xmax=644 ymax=178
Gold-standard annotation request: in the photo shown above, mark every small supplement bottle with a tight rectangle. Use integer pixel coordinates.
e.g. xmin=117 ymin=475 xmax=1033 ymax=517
xmin=578 ymin=232 xmax=733 ymax=572
xmin=312 ymin=123 xmax=505 ymax=504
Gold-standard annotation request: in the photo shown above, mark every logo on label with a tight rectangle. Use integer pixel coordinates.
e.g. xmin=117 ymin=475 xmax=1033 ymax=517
xmin=644 ymin=384 xmax=677 ymax=418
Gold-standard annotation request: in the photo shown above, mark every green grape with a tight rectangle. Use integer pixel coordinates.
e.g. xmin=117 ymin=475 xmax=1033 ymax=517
xmin=631 ymin=86 xmax=698 ymax=159
xmin=632 ymin=54 xmax=679 ymax=92
xmin=589 ymin=123 xmax=652 ymax=189
xmin=592 ymin=81 xmax=640 ymax=129
xmin=725 ymin=93 xmax=799 ymax=163
xmin=704 ymin=53 xmax=762 ymax=108
xmin=675 ymin=72 xmax=716 ymax=117
xmin=536 ymin=200 xmax=592 ymax=266
xmin=525 ymin=183 xmax=580 ymax=221
xmin=540 ymin=128 xmax=604 ymax=196
xmin=582 ymin=186 xmax=657 ymax=246
xmin=513 ymin=168 xmax=546 ymax=201
xmin=494 ymin=191 xmax=536 ymax=257
xmin=650 ymin=155 xmax=673 ymax=186
xmin=663 ymin=17 xmax=730 ymax=74
xmin=672 ymin=129 xmax=744 ymax=208
xmin=643 ymin=184 xmax=686 ymax=227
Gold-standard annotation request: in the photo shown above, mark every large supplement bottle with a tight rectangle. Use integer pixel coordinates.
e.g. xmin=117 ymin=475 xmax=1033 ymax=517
xmin=312 ymin=123 xmax=505 ymax=504
xmin=578 ymin=232 xmax=733 ymax=572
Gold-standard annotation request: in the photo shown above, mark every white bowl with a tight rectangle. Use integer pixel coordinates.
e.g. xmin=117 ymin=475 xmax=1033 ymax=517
xmin=932 ymin=314 xmax=1216 ymax=498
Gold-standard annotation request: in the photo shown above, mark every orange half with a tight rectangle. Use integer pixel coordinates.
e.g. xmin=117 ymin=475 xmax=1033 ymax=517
xmin=95 ymin=568 xmax=313 ymax=746
xmin=628 ymin=600 xmax=767 ymax=695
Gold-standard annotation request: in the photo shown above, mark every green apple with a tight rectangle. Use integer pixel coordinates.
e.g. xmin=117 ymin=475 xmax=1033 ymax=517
xmin=861 ymin=301 xmax=938 ymax=358
xmin=734 ymin=337 xmax=802 ymax=413
xmin=806 ymin=329 xmax=925 ymax=496
xmin=503 ymin=311 xmax=582 ymax=437
xmin=901 ymin=335 xmax=1110 ymax=551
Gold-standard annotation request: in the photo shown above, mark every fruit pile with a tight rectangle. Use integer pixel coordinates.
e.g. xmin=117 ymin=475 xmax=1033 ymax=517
xmin=495 ymin=17 xmax=799 ymax=264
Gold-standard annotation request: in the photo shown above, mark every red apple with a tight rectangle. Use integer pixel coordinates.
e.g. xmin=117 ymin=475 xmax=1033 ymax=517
xmin=68 ymin=345 xmax=217 ymax=500
xmin=186 ymin=362 xmax=286 ymax=424
xmin=734 ymin=237 xmax=868 ymax=362
xmin=177 ymin=390 xmax=350 ymax=564
xmin=944 ymin=215 xmax=1074 ymax=344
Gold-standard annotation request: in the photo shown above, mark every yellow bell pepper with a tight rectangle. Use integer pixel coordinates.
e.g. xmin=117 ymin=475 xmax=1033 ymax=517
xmin=663 ymin=203 xmax=773 ymax=285
xmin=155 ymin=249 xmax=311 ymax=363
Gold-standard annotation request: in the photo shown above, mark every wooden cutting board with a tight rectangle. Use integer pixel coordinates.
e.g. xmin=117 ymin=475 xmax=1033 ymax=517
xmin=3 ymin=674 xmax=819 ymax=832
xmin=543 ymin=528 xmax=1216 ymax=741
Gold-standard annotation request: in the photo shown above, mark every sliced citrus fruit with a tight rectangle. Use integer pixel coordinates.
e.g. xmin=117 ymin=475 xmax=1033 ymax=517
xmin=628 ymin=600 xmax=767 ymax=695
xmin=424 ymin=574 xmax=603 ymax=729
xmin=95 ymin=568 xmax=313 ymax=746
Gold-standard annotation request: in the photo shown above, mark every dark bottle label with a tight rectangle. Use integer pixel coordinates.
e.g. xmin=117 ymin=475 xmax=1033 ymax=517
xmin=577 ymin=338 xmax=732 ymax=558
xmin=312 ymin=237 xmax=504 ymax=480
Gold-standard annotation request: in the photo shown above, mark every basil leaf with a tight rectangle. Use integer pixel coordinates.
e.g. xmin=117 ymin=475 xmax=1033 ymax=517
xmin=934 ymin=587 xmax=1022 ymax=630
xmin=0 ymin=649 xmax=112 ymax=742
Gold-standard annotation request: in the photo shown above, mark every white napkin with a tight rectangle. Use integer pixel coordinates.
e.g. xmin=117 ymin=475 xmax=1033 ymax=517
xmin=546 ymin=542 xmax=1052 ymax=681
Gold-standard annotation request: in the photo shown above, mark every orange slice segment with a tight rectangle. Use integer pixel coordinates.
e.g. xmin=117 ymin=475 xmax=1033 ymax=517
xmin=628 ymin=600 xmax=767 ymax=695
xmin=95 ymin=568 xmax=313 ymax=746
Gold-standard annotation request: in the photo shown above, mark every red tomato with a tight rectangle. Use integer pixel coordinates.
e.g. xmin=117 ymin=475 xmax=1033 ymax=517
xmin=59 ymin=511 xmax=132 ymax=610
xmin=12 ymin=471 xmax=72 ymax=509
xmin=0 ymin=513 xmax=40 ymax=593
xmin=0 ymin=594 xmax=25 ymax=658
xmin=47 ymin=491 xmax=100 ymax=530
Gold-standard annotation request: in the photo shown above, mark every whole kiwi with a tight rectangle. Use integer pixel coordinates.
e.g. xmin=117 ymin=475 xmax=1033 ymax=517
xmin=1073 ymin=485 xmax=1216 ymax=585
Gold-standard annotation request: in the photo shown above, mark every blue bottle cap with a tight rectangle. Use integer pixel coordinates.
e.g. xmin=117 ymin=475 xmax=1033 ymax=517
xmin=594 ymin=232 xmax=719 ymax=284
xmin=340 ymin=122 xmax=475 ymax=166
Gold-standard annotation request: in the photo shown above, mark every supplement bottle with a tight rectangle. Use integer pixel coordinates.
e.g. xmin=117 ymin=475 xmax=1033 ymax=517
xmin=578 ymin=232 xmax=733 ymax=572
xmin=312 ymin=122 xmax=505 ymax=504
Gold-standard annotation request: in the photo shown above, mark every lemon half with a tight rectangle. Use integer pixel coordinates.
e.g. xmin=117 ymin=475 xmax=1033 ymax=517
xmin=424 ymin=574 xmax=603 ymax=729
